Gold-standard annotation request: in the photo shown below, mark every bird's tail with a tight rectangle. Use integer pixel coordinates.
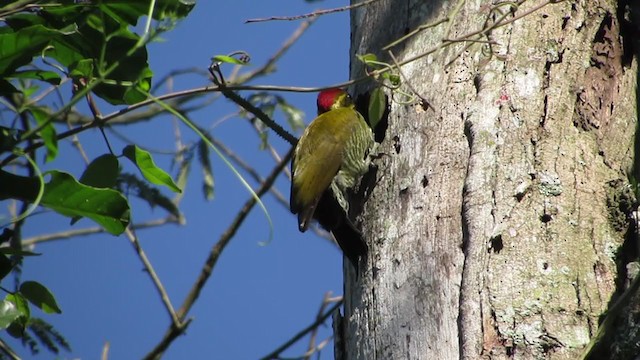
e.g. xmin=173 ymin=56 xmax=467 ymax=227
xmin=314 ymin=191 xmax=368 ymax=269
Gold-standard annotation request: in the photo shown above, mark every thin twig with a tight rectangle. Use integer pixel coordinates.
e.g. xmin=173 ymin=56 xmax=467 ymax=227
xmin=245 ymin=0 xmax=380 ymax=23
xmin=378 ymin=0 xmax=556 ymax=72
xmin=126 ymin=227 xmax=180 ymax=327
xmin=151 ymin=67 xmax=210 ymax=94
xmin=235 ymin=19 xmax=316 ymax=83
xmin=259 ymin=300 xmax=343 ymax=360
xmin=444 ymin=0 xmax=523 ymax=66
xmin=383 ymin=17 xmax=450 ymax=50
xmin=304 ymin=292 xmax=333 ymax=360
xmin=0 ymin=338 xmax=20 ymax=360
xmin=66 ymin=120 xmax=90 ymax=165
xmin=171 ymin=116 xmax=187 ymax=205
xmin=210 ymin=59 xmax=298 ymax=145
xmin=21 ymin=216 xmax=180 ymax=247
xmin=215 ymin=83 xmax=298 ymax=145
xmin=143 ymin=149 xmax=293 ymax=360
xmin=0 ymin=84 xmax=322 ymax=167
xmin=0 ymin=2 xmax=59 ymax=18
xmin=177 ymin=149 xmax=292 ymax=316
xmin=387 ymin=50 xmax=433 ymax=110
xmin=23 ymin=78 xmax=72 ymax=109
xmin=442 ymin=0 xmax=467 ymax=42
xmin=210 ymin=137 xmax=289 ymax=208
xmin=101 ymin=341 xmax=110 ymax=360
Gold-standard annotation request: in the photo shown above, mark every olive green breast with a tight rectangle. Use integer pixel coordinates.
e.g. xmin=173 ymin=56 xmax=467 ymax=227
xmin=290 ymin=107 xmax=369 ymax=214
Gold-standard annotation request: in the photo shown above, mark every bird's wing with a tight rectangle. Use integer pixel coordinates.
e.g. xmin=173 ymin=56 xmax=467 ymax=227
xmin=290 ymin=108 xmax=357 ymax=230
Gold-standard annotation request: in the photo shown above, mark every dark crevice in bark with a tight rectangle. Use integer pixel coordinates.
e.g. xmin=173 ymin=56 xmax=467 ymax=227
xmin=618 ymin=0 xmax=640 ymax=67
xmin=540 ymin=95 xmax=548 ymax=127
xmin=586 ymin=224 xmax=639 ymax=359
xmin=333 ymin=310 xmax=346 ymax=360
xmin=371 ymin=286 xmax=377 ymax=360
xmin=488 ymin=234 xmax=503 ymax=253
xmin=458 ymin=118 xmax=473 ymax=359
xmin=572 ymin=277 xmax=594 ymax=337
xmin=354 ymin=91 xmax=390 ymax=143
xmin=610 ymin=9 xmax=640 ymax=359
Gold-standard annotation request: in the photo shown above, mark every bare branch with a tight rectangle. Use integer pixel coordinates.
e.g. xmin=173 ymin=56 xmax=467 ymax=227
xmin=388 ymin=50 xmax=432 ymax=110
xmin=126 ymin=227 xmax=180 ymax=327
xmin=210 ymin=137 xmax=289 ymax=208
xmin=101 ymin=341 xmax=110 ymax=360
xmin=383 ymin=17 xmax=450 ymax=50
xmin=21 ymin=216 xmax=181 ymax=248
xmin=245 ymin=0 xmax=381 ymax=23
xmin=0 ymin=84 xmax=329 ymax=167
xmin=0 ymin=337 xmax=20 ymax=360
xmin=236 ymin=18 xmax=316 ymax=83
xmin=143 ymin=148 xmax=293 ymax=360
xmin=259 ymin=299 xmax=343 ymax=360
xmin=210 ymin=61 xmax=298 ymax=145
xmin=304 ymin=292 xmax=334 ymax=360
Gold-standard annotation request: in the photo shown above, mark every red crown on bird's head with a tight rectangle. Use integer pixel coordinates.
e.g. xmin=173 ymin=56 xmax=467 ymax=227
xmin=316 ymin=88 xmax=350 ymax=115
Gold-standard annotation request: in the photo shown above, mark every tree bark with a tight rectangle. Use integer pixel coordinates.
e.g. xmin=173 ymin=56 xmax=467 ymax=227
xmin=341 ymin=0 xmax=639 ymax=359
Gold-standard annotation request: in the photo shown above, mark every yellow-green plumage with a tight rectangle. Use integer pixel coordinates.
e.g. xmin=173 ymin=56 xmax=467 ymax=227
xmin=290 ymin=91 xmax=374 ymax=232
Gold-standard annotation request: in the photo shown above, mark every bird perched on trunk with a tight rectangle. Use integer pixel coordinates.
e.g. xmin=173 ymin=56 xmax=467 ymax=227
xmin=290 ymin=88 xmax=375 ymax=268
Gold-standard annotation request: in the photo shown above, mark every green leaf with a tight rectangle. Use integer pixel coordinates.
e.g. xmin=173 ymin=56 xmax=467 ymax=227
xmin=0 ymin=253 xmax=13 ymax=281
xmin=368 ymin=87 xmax=387 ymax=130
xmin=99 ymin=0 xmax=195 ymax=25
xmin=69 ymin=58 xmax=95 ymax=79
xmin=0 ymin=79 xmax=19 ymax=96
xmin=277 ymin=97 xmax=305 ymax=132
xmin=93 ymin=31 xmax=152 ymax=105
xmin=74 ymin=154 xmax=120 ymax=225
xmin=27 ymin=318 xmax=72 ymax=353
xmin=123 ymin=145 xmax=182 ymax=193
xmin=0 ymin=25 xmax=62 ymax=75
xmin=384 ymin=73 xmax=401 ymax=87
xmin=20 ymin=281 xmax=61 ymax=314
xmin=175 ymin=148 xmax=191 ymax=192
xmin=34 ymin=7 xmax=154 ymax=105
xmin=357 ymin=53 xmax=378 ymax=64
xmin=0 ymin=300 xmax=20 ymax=330
xmin=6 ymin=293 xmax=30 ymax=321
xmin=5 ymin=294 xmax=28 ymax=336
xmin=79 ymin=154 xmax=120 ymax=188
xmin=0 ymin=169 xmax=41 ymax=202
xmin=152 ymin=0 xmax=196 ymax=20
xmin=41 ymin=171 xmax=130 ymax=235
xmin=5 ymin=321 xmax=23 ymax=339
xmin=212 ymin=55 xmax=249 ymax=65
xmin=122 ymin=66 xmax=153 ymax=104
xmin=28 ymin=107 xmax=58 ymax=162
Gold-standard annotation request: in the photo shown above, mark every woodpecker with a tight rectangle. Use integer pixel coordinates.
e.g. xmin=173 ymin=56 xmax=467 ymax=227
xmin=290 ymin=88 xmax=375 ymax=267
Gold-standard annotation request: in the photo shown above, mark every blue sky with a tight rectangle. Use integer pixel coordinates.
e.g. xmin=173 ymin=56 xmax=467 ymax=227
xmin=6 ymin=1 xmax=353 ymax=359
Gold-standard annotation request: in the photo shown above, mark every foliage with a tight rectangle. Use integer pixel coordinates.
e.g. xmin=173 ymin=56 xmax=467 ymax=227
xmin=0 ymin=241 xmax=68 ymax=357
xmin=1 ymin=0 xmax=194 ymax=231
xmin=0 ymin=0 xmax=194 ymax=356
xmin=0 ymin=0 xmax=313 ymax=357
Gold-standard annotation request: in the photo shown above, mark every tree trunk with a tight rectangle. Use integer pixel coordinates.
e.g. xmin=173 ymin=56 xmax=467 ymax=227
xmin=339 ymin=0 xmax=640 ymax=359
